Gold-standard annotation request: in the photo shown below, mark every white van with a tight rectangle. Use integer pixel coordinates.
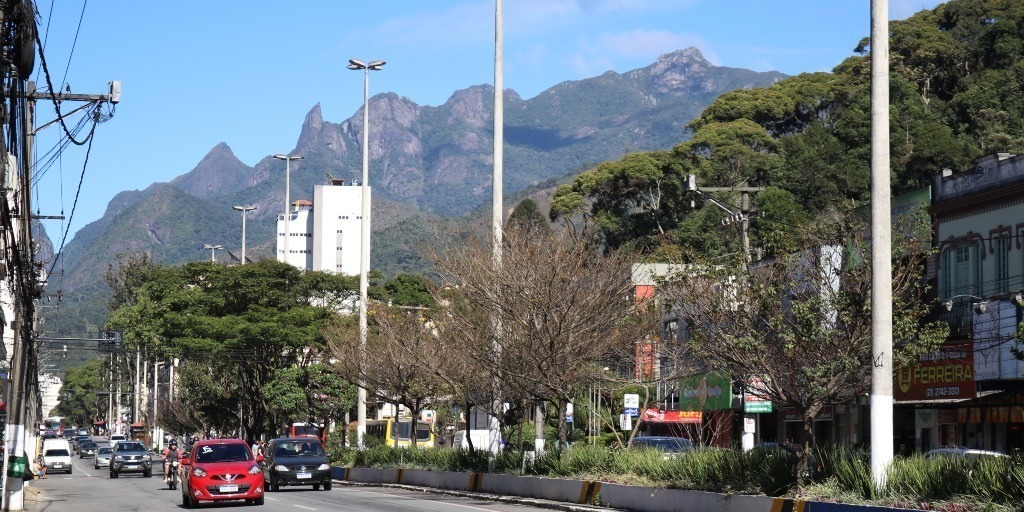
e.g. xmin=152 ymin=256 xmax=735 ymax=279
xmin=452 ymin=430 xmax=495 ymax=450
xmin=42 ymin=438 xmax=73 ymax=474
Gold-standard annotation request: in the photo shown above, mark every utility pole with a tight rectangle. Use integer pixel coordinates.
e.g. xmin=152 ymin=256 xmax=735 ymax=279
xmin=2 ymin=79 xmax=117 ymax=510
xmin=683 ymin=175 xmax=766 ymax=264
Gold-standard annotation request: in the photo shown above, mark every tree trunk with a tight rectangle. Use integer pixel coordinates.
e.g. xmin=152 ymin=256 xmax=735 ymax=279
xmin=465 ymin=401 xmax=475 ymax=453
xmin=411 ymin=410 xmax=419 ymax=448
xmin=797 ymin=405 xmax=821 ymax=487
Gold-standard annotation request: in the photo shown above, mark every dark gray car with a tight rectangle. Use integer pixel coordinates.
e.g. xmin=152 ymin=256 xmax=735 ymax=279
xmin=263 ymin=438 xmax=331 ymax=491
xmin=109 ymin=440 xmax=153 ymax=478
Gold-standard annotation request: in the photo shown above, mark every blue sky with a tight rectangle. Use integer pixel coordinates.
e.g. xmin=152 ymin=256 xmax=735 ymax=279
xmin=32 ymin=0 xmax=943 ymax=247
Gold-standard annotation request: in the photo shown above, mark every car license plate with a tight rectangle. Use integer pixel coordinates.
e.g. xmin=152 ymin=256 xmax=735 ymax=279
xmin=219 ymin=484 xmax=239 ymax=493
xmin=297 ymin=472 xmax=312 ymax=479
xmin=53 ymin=464 xmax=62 ymax=468
xmin=126 ymin=464 xmax=139 ymax=469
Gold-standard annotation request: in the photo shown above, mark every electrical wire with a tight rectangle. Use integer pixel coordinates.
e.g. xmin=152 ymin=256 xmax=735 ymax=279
xmin=32 ymin=24 xmax=96 ymax=146
xmin=34 ymin=0 xmax=55 ymax=84
xmin=59 ymin=0 xmax=87 ymax=93
xmin=45 ymin=116 xmax=96 ymax=278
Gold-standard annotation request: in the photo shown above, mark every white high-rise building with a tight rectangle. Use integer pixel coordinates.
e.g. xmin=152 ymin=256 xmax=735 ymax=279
xmin=276 ymin=177 xmax=366 ymax=275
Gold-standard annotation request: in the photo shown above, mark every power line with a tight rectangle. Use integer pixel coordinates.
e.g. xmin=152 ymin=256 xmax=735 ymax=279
xmin=59 ymin=0 xmax=88 ymax=92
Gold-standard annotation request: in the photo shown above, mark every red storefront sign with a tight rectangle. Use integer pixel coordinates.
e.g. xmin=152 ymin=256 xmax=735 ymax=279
xmin=895 ymin=344 xmax=975 ymax=401
xmin=641 ymin=407 xmax=702 ymax=424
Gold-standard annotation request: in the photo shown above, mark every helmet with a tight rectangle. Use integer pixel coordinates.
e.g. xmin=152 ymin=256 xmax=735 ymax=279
xmin=169 ymin=441 xmax=177 ymax=447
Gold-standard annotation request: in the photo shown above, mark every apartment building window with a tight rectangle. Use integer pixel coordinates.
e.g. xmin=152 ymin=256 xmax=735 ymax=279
xmin=994 ymin=235 xmax=1010 ymax=294
xmin=941 ymin=241 xmax=983 ymax=334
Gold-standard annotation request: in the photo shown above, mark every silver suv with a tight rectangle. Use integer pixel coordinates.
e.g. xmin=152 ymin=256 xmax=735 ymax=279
xmin=109 ymin=440 xmax=153 ymax=478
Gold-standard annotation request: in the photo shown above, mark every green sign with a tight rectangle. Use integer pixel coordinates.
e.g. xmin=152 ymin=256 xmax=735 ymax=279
xmin=679 ymin=372 xmax=732 ymax=411
xmin=744 ymin=401 xmax=773 ymax=413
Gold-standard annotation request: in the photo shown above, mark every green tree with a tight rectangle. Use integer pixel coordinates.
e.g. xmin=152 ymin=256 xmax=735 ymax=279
xmin=106 ymin=259 xmax=356 ymax=440
xmin=263 ymin=363 xmax=355 ymax=431
xmin=507 ymin=198 xmax=551 ymax=235
xmin=52 ymin=358 xmax=107 ymax=425
xmin=551 ymin=150 xmax=689 ymax=251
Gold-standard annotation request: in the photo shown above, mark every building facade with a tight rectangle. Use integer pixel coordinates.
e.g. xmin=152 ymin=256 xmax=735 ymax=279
xmin=911 ymin=152 xmax=1024 ymax=456
xmin=276 ymin=178 xmax=366 ymax=275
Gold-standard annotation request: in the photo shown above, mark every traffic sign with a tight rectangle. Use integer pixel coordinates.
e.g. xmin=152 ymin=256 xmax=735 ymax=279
xmin=623 ymin=394 xmax=639 ymax=416
xmin=745 ymin=401 xmax=772 ymax=413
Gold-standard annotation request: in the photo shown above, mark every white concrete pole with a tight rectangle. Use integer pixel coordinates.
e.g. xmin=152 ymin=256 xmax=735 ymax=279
xmin=869 ymin=0 xmax=894 ymax=490
xmin=152 ymin=362 xmax=159 ymax=449
xmin=488 ymin=0 xmax=505 ymax=456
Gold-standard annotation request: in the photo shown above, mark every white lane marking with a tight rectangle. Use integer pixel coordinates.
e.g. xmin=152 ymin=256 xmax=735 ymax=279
xmin=293 ymin=506 xmax=317 ymax=511
xmin=266 ymin=496 xmax=279 ymax=501
xmin=368 ymin=490 xmax=502 ymax=512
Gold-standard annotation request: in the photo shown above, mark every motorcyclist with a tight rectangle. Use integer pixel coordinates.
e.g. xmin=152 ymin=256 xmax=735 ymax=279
xmin=162 ymin=441 xmax=182 ymax=483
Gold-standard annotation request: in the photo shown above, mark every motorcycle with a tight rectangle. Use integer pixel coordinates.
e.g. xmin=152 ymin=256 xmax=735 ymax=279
xmin=167 ymin=459 xmax=179 ymax=490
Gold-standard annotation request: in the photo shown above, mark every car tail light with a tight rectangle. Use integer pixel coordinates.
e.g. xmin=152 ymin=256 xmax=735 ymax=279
xmin=192 ymin=467 xmax=207 ymax=477
xmin=248 ymin=465 xmax=261 ymax=475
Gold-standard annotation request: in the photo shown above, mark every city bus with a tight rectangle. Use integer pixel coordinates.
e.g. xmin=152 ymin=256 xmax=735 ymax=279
xmin=288 ymin=422 xmax=327 ymax=443
xmin=42 ymin=417 xmax=66 ymax=435
xmin=365 ymin=417 xmax=435 ymax=448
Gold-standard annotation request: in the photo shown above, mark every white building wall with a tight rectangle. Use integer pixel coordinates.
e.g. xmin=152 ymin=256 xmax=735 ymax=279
xmin=39 ymin=374 xmax=62 ymax=417
xmin=276 ymin=208 xmax=314 ymax=270
xmin=274 ymin=183 xmax=366 ymax=276
xmin=312 ymin=184 xmax=365 ymax=276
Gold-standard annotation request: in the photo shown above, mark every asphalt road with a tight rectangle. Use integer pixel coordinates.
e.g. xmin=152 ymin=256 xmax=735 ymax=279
xmin=24 ymin=453 xmax=559 ymax=512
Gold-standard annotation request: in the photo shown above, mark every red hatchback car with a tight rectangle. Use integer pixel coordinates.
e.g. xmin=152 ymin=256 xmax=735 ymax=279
xmin=181 ymin=438 xmax=265 ymax=507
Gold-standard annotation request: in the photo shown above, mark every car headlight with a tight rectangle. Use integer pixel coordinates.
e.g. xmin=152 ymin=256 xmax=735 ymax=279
xmin=114 ymin=456 xmax=124 ymax=461
xmin=317 ymin=464 xmax=330 ymax=471
xmin=248 ymin=465 xmax=262 ymax=475
xmin=274 ymin=465 xmax=289 ymax=472
xmin=192 ymin=467 xmax=207 ymax=477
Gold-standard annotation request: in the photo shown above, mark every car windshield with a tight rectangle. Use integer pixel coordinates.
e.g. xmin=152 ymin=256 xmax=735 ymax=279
xmin=117 ymin=442 xmax=146 ymax=451
xmin=634 ymin=438 xmax=693 ymax=451
xmin=195 ymin=443 xmax=252 ymax=463
xmin=98 ymin=447 xmax=112 ymax=454
xmin=272 ymin=441 xmax=325 ymax=457
xmin=45 ymin=449 xmax=69 ymax=457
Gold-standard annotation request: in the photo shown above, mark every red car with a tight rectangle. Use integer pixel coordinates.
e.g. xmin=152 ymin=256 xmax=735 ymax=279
xmin=180 ymin=438 xmax=265 ymax=507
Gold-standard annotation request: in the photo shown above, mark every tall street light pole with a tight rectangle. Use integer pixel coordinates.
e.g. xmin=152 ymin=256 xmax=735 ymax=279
xmin=489 ymin=0 xmax=505 ymax=457
xmin=348 ymin=57 xmax=385 ymax=449
xmin=203 ymin=243 xmax=223 ymax=263
xmin=273 ymin=153 xmax=304 ymax=266
xmin=232 ymin=205 xmax=257 ymax=265
xmin=869 ymin=0 xmax=893 ymax=488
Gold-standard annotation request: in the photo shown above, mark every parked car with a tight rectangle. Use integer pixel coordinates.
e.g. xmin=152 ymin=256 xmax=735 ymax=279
xmin=631 ymin=436 xmax=694 ymax=459
xmin=262 ymin=437 xmax=331 ymax=492
xmin=94 ymin=446 xmax=113 ymax=469
xmin=109 ymin=440 xmax=153 ymax=478
xmin=78 ymin=441 xmax=98 ymax=458
xmin=924 ymin=447 xmax=1010 ymax=460
xmin=181 ymin=438 xmax=264 ymax=507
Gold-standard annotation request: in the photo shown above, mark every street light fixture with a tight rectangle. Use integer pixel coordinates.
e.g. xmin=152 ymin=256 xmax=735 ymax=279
xmin=273 ymin=153 xmax=304 ymax=266
xmin=232 ymin=205 xmax=257 ymax=265
xmin=942 ymin=294 xmax=987 ymax=313
xmin=202 ymin=243 xmax=223 ymax=263
xmin=348 ymin=56 xmax=385 ymax=448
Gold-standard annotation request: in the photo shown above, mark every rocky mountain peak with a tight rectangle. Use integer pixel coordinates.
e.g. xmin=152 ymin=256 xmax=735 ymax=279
xmin=170 ymin=142 xmax=253 ymax=199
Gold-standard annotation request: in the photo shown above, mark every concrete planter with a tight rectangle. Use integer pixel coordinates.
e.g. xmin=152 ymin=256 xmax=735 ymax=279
xmin=334 ymin=466 xmax=918 ymax=512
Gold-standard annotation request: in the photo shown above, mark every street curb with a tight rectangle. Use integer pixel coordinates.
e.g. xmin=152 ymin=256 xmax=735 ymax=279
xmin=332 ymin=478 xmax=622 ymax=512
